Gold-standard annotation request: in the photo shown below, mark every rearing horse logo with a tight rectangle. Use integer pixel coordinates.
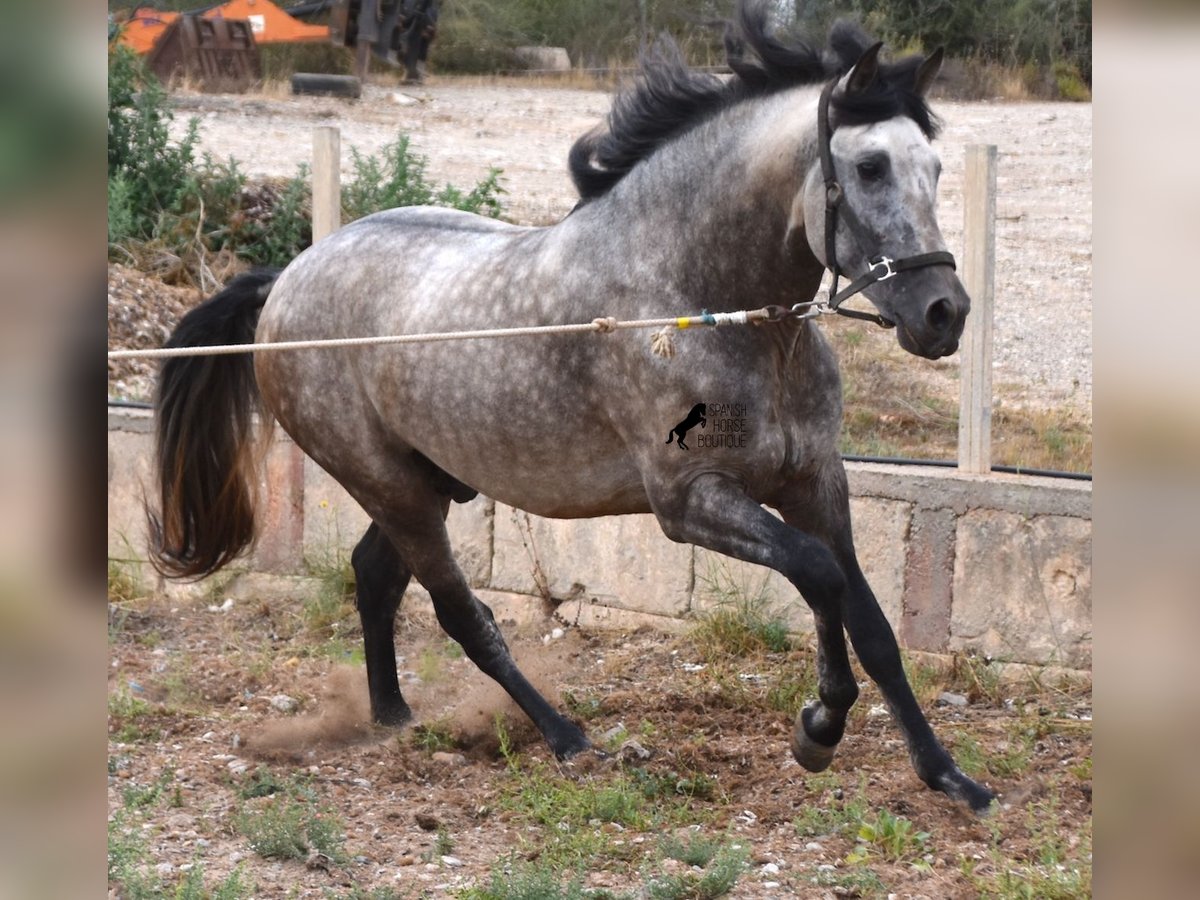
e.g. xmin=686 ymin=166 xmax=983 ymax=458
xmin=666 ymin=403 xmax=707 ymax=450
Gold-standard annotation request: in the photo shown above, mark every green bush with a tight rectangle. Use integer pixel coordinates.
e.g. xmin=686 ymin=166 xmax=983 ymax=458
xmin=107 ymin=44 xmax=200 ymax=244
xmin=107 ymin=46 xmax=506 ymax=276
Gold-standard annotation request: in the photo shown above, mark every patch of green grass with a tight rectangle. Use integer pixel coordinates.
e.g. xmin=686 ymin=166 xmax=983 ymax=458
xmin=962 ymin=794 xmax=1092 ymax=898
xmin=562 ymin=690 xmax=606 ymax=721
xmin=902 ymin=651 xmax=946 ymax=705
xmin=122 ymin=767 xmax=176 ymax=811
xmin=303 ymin=553 xmax=357 ymax=635
xmin=340 ymin=886 xmax=407 ymax=900
xmin=108 ymin=686 xmax=160 ymax=743
xmin=659 ymin=832 xmax=722 ymax=867
xmin=236 ymin=795 xmax=346 ymax=862
xmin=108 ymin=559 xmax=144 ymax=604
xmin=764 ymin=665 xmax=817 ymax=714
xmin=948 ymin=652 xmax=1005 ymax=704
xmin=238 ymin=767 xmax=286 ymax=800
xmin=499 ymin=763 xmax=648 ymax=830
xmin=793 ymin=788 xmax=870 ymax=839
xmin=955 ymin=731 xmax=1034 ymax=780
xmin=690 ymin=562 xmax=791 ymax=659
xmin=412 ymin=717 xmax=458 ymax=753
xmin=629 ymin=767 xmax=717 ymax=803
xmin=845 ymin=809 xmax=932 ymax=866
xmin=173 ymin=865 xmax=251 ymax=900
xmin=108 ymin=813 xmax=159 ymax=898
xmin=809 ymin=865 xmax=887 ymax=897
xmin=645 ymin=843 xmax=748 ymax=900
xmin=457 ymin=860 xmax=611 ymax=900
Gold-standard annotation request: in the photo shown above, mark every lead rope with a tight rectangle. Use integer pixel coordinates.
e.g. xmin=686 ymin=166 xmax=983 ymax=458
xmin=106 ymin=308 xmax=770 ymax=362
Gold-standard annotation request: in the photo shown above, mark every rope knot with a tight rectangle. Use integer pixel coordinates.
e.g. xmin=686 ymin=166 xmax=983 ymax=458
xmin=592 ymin=316 xmax=618 ymax=333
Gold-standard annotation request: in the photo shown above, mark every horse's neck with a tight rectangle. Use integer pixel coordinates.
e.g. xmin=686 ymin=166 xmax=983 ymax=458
xmin=581 ymin=90 xmax=827 ymax=311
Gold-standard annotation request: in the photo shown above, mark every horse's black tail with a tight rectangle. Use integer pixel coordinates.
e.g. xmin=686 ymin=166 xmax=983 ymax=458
xmin=148 ymin=268 xmax=280 ymax=579
xmin=666 ymin=431 xmax=675 ymax=444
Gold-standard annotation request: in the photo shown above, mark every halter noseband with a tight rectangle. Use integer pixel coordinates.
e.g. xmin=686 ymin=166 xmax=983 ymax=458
xmin=800 ymin=78 xmax=957 ymax=329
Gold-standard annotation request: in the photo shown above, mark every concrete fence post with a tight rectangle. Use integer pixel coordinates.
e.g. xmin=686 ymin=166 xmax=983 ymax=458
xmin=958 ymin=144 xmax=997 ymax=474
xmin=312 ymin=126 xmax=341 ymax=242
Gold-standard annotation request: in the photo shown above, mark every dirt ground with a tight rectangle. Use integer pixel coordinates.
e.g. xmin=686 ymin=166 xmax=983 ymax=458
xmin=107 ymin=582 xmax=1091 ymax=899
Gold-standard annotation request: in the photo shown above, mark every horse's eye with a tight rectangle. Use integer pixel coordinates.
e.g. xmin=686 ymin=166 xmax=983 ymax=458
xmin=856 ymin=158 xmax=887 ymax=181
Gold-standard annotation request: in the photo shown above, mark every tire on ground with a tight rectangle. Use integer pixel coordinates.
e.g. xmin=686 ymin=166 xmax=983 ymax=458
xmin=290 ymin=73 xmax=362 ymax=99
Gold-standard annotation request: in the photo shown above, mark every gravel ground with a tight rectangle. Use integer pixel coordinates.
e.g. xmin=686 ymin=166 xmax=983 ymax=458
xmin=160 ymin=80 xmax=1091 ymax=416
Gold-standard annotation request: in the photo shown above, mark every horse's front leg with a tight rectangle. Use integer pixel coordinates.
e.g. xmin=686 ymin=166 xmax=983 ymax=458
xmin=651 ymin=473 xmax=994 ymax=814
xmin=829 ymin=530 xmax=996 ymax=813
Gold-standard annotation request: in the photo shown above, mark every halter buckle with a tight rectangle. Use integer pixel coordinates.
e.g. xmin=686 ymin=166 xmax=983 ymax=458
xmin=868 ymin=256 xmax=896 ymax=282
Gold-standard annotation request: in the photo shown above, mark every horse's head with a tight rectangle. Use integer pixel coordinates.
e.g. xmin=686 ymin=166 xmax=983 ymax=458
xmin=794 ymin=43 xmax=968 ymax=359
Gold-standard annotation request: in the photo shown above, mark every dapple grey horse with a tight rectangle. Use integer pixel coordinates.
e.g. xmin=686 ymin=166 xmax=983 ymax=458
xmin=151 ymin=1 xmax=994 ymax=813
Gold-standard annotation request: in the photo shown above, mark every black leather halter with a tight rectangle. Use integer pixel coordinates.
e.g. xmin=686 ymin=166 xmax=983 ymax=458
xmin=813 ymin=79 xmax=957 ymax=329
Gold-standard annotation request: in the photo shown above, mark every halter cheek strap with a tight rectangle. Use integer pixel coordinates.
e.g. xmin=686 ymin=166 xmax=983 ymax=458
xmin=813 ymin=79 xmax=956 ymax=329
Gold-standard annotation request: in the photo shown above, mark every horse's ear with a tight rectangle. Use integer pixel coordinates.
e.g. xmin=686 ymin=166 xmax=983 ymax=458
xmin=913 ymin=47 xmax=944 ymax=96
xmin=845 ymin=41 xmax=883 ymax=95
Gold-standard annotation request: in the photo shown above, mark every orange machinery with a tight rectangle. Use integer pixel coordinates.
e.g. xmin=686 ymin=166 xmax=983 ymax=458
xmin=116 ymin=1 xmax=330 ymax=55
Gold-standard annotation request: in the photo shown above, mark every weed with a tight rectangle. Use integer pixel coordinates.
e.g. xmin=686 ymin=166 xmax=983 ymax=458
xmin=902 ymin=652 xmax=946 ymax=705
xmin=495 ymin=713 xmax=519 ymax=771
xmin=794 ymin=789 xmax=870 ymax=839
xmin=457 ymin=859 xmax=600 ymax=900
xmin=435 ymin=826 xmax=455 ymax=857
xmin=957 ymin=730 xmax=1034 ymax=780
xmin=108 ymin=686 xmax=159 ymax=743
xmin=173 ymin=864 xmax=251 ymax=900
xmin=340 ymin=886 xmax=406 ymax=900
xmin=108 ymin=559 xmax=145 ymax=604
xmin=809 ymin=865 xmax=887 ymax=897
xmin=340 ymin=886 xmax=405 ymax=900
xmin=562 ymin=690 xmax=605 ymax=720
xmin=690 ymin=562 xmax=791 ymax=659
xmin=764 ymin=665 xmax=816 ymax=714
xmin=645 ymin=843 xmax=747 ymax=900
xmin=122 ymin=768 xmax=175 ymax=811
xmin=413 ymin=718 xmax=458 ymax=754
xmin=846 ymin=809 xmax=932 ymax=866
xmin=660 ymin=832 xmax=721 ymax=867
xmin=417 ymin=644 xmax=447 ymax=682
xmin=239 ymin=767 xmax=286 ymax=800
xmin=108 ymin=813 xmax=157 ymax=897
xmin=630 ymin=767 xmax=717 ymax=803
xmin=949 ymin=652 xmax=1004 ymax=705
xmin=236 ymin=796 xmax=346 ymax=862
xmin=304 ymin=553 xmax=357 ymax=635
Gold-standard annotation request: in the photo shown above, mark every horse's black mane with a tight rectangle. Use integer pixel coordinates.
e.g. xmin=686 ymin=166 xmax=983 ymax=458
xmin=570 ymin=0 xmax=940 ymax=201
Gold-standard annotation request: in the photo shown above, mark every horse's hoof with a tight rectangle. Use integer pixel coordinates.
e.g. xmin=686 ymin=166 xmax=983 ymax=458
xmin=550 ymin=729 xmax=593 ymax=761
xmin=935 ymin=767 xmax=997 ymax=815
xmin=791 ymin=703 xmax=839 ymax=772
xmin=373 ymin=703 xmax=414 ymax=728
xmin=791 ymin=724 xmax=837 ymax=773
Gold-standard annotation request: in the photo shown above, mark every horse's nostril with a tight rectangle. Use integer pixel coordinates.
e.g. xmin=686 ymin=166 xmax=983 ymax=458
xmin=925 ymin=297 xmax=955 ymax=332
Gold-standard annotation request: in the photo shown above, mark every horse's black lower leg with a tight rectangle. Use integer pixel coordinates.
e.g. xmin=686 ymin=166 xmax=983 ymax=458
xmin=776 ymin=506 xmax=859 ymax=771
xmin=351 ymin=522 xmax=413 ymax=726
xmin=836 ymin=548 xmax=995 ymax=813
xmin=653 ymin=474 xmax=993 ymax=812
xmin=378 ymin=504 xmax=590 ymax=759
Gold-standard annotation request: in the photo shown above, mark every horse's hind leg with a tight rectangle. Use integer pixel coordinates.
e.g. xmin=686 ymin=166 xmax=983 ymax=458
xmin=371 ymin=493 xmax=590 ymax=759
xmin=352 ymin=522 xmax=414 ymax=726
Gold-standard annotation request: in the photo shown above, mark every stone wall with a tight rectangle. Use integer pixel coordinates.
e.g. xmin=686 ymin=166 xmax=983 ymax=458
xmin=109 ymin=409 xmax=1092 ymax=670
